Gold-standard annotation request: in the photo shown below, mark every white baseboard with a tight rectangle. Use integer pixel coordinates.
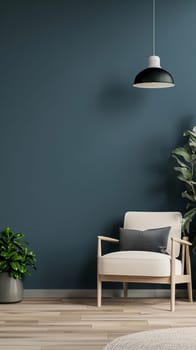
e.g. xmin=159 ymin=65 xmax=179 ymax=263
xmin=24 ymin=289 xmax=192 ymax=298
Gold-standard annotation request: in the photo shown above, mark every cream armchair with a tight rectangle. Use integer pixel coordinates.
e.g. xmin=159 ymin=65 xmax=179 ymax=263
xmin=97 ymin=211 xmax=193 ymax=311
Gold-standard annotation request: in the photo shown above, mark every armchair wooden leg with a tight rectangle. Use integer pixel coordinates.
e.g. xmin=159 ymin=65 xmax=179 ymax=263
xmin=123 ymin=282 xmax=128 ymax=298
xmin=97 ymin=275 xmax=102 ymax=307
xmin=187 ymin=280 xmax=193 ymax=303
xmin=170 ymin=281 xmax=175 ymax=312
xmin=185 ymin=246 xmax=193 ymax=303
xmin=170 ymin=238 xmax=176 ymax=312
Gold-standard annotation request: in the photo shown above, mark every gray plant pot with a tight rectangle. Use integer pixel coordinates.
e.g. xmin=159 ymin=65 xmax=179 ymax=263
xmin=0 ymin=272 xmax=23 ymax=303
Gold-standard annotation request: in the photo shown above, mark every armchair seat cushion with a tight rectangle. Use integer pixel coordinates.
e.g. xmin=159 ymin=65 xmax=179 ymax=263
xmin=99 ymin=251 xmax=182 ymax=277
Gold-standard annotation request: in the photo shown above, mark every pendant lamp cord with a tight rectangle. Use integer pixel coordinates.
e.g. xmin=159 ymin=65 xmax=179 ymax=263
xmin=153 ymin=0 xmax=155 ymax=55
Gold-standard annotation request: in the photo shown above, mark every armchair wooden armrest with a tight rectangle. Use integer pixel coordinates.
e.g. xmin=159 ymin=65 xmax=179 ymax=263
xmin=171 ymin=237 xmax=192 ymax=246
xmin=97 ymin=235 xmax=119 ymax=243
xmin=97 ymin=236 xmax=119 ymax=257
xmin=170 ymin=235 xmax=192 ymax=310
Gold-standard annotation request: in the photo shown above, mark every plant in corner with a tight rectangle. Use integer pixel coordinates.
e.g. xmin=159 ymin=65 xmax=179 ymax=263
xmin=172 ymin=127 xmax=196 ymax=240
xmin=0 ymin=227 xmax=37 ymax=303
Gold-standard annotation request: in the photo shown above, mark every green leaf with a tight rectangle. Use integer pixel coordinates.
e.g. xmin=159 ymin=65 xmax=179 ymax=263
xmin=183 ymin=211 xmax=196 ymax=234
xmin=184 ymin=208 xmax=196 ymax=217
xmin=182 ymin=210 xmax=196 ymax=233
xmin=19 ymin=265 xmax=27 ymax=273
xmin=183 ymin=129 xmax=196 ymax=139
xmin=10 ymin=262 xmax=20 ymax=270
xmin=192 ymin=155 xmax=196 ymax=162
xmin=0 ymin=261 xmax=8 ymax=271
xmin=174 ymin=167 xmax=192 ymax=180
xmin=172 ymin=146 xmax=192 ymax=162
xmin=14 ymin=233 xmax=25 ymax=239
xmin=172 ymin=154 xmax=189 ymax=168
xmin=0 ymin=251 xmax=9 ymax=258
xmin=189 ymin=139 xmax=196 ymax=149
xmin=177 ymin=175 xmax=192 ymax=185
xmin=4 ymin=227 xmax=12 ymax=235
xmin=183 ymin=217 xmax=191 ymax=234
xmin=182 ymin=191 xmax=196 ymax=202
xmin=9 ymin=252 xmax=20 ymax=260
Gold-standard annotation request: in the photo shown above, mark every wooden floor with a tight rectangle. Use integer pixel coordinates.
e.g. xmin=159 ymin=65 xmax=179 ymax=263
xmin=0 ymin=297 xmax=196 ymax=350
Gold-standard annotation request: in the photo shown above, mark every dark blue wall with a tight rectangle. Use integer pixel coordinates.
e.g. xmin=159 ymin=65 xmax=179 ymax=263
xmin=0 ymin=0 xmax=195 ymax=288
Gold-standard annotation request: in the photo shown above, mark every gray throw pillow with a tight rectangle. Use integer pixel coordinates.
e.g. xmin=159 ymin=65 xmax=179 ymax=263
xmin=120 ymin=226 xmax=171 ymax=253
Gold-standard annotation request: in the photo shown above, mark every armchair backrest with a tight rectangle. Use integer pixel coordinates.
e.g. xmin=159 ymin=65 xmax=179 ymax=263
xmin=124 ymin=211 xmax=182 ymax=257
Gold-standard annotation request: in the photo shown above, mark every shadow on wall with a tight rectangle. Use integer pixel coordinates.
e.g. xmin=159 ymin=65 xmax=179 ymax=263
xmin=168 ymin=115 xmax=194 ymax=210
xmin=97 ymin=77 xmax=146 ymax=116
xmin=146 ymin=154 xmax=184 ymax=211
xmin=146 ymin=115 xmax=194 ymax=211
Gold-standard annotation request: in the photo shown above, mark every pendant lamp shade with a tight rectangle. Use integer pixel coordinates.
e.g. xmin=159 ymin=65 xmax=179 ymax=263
xmin=133 ymin=0 xmax=175 ymax=89
xmin=133 ymin=55 xmax=175 ymax=88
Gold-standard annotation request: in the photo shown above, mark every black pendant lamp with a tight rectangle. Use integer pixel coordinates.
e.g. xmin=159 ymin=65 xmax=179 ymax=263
xmin=133 ymin=0 xmax=175 ymax=89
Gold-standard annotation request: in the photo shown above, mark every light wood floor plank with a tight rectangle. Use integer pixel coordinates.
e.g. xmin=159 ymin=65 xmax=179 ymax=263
xmin=0 ymin=297 xmax=195 ymax=349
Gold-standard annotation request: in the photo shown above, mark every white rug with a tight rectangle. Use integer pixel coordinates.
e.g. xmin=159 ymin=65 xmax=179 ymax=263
xmin=103 ymin=327 xmax=196 ymax=349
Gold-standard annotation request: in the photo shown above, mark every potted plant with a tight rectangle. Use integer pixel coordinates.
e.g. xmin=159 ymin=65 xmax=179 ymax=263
xmin=0 ymin=227 xmax=36 ymax=303
xmin=171 ymin=126 xmax=196 ymax=241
